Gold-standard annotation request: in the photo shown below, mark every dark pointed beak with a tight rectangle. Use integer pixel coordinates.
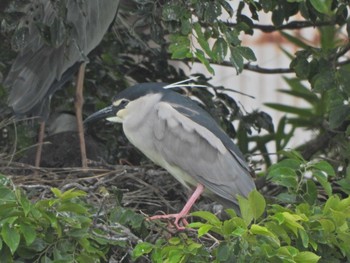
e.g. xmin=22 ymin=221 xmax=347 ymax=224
xmin=84 ymin=105 xmax=117 ymax=124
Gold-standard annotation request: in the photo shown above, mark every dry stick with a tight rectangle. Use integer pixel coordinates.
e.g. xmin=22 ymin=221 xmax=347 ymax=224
xmin=75 ymin=63 xmax=88 ymax=170
xmin=35 ymin=121 xmax=45 ymax=169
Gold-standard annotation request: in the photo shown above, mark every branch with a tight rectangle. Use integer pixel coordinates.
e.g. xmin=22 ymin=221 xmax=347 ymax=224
xmin=210 ymin=60 xmax=294 ymax=74
xmin=175 ymin=40 xmax=350 ymax=75
xmin=179 ymin=58 xmax=294 ymax=74
xmin=224 ymin=20 xmax=335 ymax=33
xmin=243 ymin=63 xmax=293 ymax=74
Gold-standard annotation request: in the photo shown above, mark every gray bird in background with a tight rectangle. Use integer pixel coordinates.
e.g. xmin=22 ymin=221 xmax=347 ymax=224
xmin=4 ymin=0 xmax=119 ymax=168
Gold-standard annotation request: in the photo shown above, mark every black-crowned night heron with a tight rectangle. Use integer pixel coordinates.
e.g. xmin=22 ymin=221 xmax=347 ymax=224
xmin=4 ymin=0 xmax=119 ymax=168
xmin=85 ymin=83 xmax=256 ymax=229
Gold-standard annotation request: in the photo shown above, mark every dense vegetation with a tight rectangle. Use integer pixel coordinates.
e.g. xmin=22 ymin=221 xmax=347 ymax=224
xmin=0 ymin=0 xmax=349 ymax=262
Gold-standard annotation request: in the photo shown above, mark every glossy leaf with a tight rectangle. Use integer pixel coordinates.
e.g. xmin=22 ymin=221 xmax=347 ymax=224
xmin=20 ymin=223 xmax=36 ymax=246
xmin=294 ymin=251 xmax=320 ymax=263
xmin=1 ymin=223 xmax=20 ymax=254
xmin=212 ymin=37 xmax=227 ymax=63
xmin=310 ymin=0 xmax=332 ymax=14
xmin=248 ymin=190 xmax=266 ymax=220
xmin=133 ymin=242 xmax=154 ymax=259
xmin=313 ymin=171 xmax=332 ymax=196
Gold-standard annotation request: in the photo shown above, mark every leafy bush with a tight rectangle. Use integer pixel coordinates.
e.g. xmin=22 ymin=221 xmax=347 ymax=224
xmin=0 ymin=175 xmax=145 ymax=262
xmin=133 ymin=152 xmax=350 ymax=263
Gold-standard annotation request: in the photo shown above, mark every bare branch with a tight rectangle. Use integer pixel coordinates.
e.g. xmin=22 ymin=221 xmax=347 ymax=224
xmin=224 ymin=20 xmax=334 ymax=33
xmin=221 ymin=61 xmax=295 ymax=74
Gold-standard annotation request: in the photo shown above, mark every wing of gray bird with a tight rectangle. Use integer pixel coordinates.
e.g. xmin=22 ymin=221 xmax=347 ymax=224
xmin=4 ymin=0 xmax=119 ymax=118
xmin=153 ymin=99 xmax=254 ymax=207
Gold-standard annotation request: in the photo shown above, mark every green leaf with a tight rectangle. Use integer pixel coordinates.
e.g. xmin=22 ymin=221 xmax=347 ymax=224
xmin=1 ymin=223 xmax=20 ymax=254
xmin=272 ymin=8 xmax=284 ymax=26
xmin=329 ymin=104 xmax=350 ymax=129
xmin=312 ymin=70 xmax=336 ymax=92
xmin=309 ymin=0 xmax=332 ymax=14
xmin=313 ymin=170 xmax=332 ymax=196
xmin=57 ymin=203 xmax=88 ymax=214
xmin=237 ymin=46 xmax=256 ymax=61
xmin=237 ymin=195 xmax=253 ymax=225
xmin=280 ymin=150 xmax=305 ymax=161
xmin=198 ymin=224 xmax=213 ymax=237
xmin=230 ymin=47 xmax=244 ymax=73
xmin=169 ymin=35 xmax=191 ymax=59
xmin=203 ymin=2 xmax=222 ymax=23
xmin=266 ymin=221 xmax=291 ymax=245
xmin=168 ymin=237 xmax=181 ymax=245
xmin=318 ymin=218 xmax=335 ymax=233
xmin=310 ymin=160 xmax=335 ymax=176
xmin=250 ymin=224 xmax=277 ymax=239
xmin=291 ymin=57 xmax=310 ymax=79
xmin=304 ymin=180 xmax=317 ymax=205
xmin=277 ymin=246 xmax=299 ymax=258
xmin=20 ymin=223 xmax=36 ymax=246
xmin=0 ymin=186 xmax=16 ymax=204
xmin=191 ymin=211 xmax=221 ymax=226
xmin=298 ymin=229 xmax=309 ymax=248
xmin=171 ymin=45 xmax=191 ymax=59
xmin=225 ymin=209 xmax=237 ymax=218
xmin=195 ymin=49 xmax=214 ymax=74
xmin=281 ymin=32 xmax=310 ymax=49
xmin=282 ymin=212 xmax=305 ymax=236
xmin=194 ymin=23 xmax=213 ymax=57
xmin=224 ymin=30 xmax=240 ymax=45
xmin=19 ymin=191 xmax=32 ymax=216
xmin=248 ymin=190 xmax=266 ymax=220
xmin=232 ymin=226 xmax=246 ymax=236
xmin=283 ymin=77 xmax=319 ymax=104
xmin=265 ymin=103 xmax=312 ymax=116
xmin=276 ymin=193 xmax=297 ymax=203
xmin=181 ymin=19 xmax=192 ymax=35
xmin=162 ymin=4 xmax=185 ymax=21
xmin=60 ymin=188 xmax=86 ymax=200
xmin=270 ymin=158 xmax=302 ymax=170
xmin=212 ymin=38 xmax=227 ymax=63
xmin=323 ymin=195 xmax=340 ymax=213
xmin=294 ymin=251 xmax=320 ymax=263
xmin=51 ymin=187 xmax=62 ymax=198
xmin=268 ymin=167 xmax=298 ymax=189
xmin=218 ymin=0 xmax=233 ymax=16
xmin=133 ymin=242 xmax=154 ymax=259
xmin=216 ymin=243 xmax=230 ymax=261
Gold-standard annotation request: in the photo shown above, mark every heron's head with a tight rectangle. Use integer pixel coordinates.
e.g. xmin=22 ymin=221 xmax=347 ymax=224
xmin=84 ymin=83 xmax=168 ymax=124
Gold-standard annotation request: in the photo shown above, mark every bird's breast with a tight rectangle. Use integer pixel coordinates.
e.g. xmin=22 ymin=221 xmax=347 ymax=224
xmin=123 ymin=114 xmax=196 ymax=189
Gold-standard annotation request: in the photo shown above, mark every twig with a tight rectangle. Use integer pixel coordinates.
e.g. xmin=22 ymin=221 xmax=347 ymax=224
xmin=93 ymin=223 xmax=142 ymax=244
xmin=223 ymin=20 xmax=334 ymax=33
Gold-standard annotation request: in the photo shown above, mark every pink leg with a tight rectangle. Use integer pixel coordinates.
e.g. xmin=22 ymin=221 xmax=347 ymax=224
xmin=149 ymin=184 xmax=205 ymax=230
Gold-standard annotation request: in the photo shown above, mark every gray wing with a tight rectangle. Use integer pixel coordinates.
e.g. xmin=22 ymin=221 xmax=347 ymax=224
xmin=153 ymin=102 xmax=255 ymax=206
xmin=5 ymin=0 xmax=119 ymax=117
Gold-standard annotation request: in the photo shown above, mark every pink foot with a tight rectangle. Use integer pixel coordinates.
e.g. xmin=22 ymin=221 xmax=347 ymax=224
xmin=148 ymin=184 xmax=205 ymax=230
xmin=148 ymin=213 xmax=189 ymax=230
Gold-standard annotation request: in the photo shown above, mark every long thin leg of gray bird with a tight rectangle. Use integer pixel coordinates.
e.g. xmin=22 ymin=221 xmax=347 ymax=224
xmin=35 ymin=121 xmax=46 ymax=168
xmin=148 ymin=183 xmax=205 ymax=230
xmin=75 ymin=63 xmax=88 ymax=169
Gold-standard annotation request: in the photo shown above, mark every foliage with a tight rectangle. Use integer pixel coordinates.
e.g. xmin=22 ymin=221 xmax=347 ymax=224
xmin=0 ymin=0 xmax=350 ymax=262
xmin=0 ymin=175 xmax=146 ymax=262
xmin=162 ymin=0 xmax=257 ymax=74
xmin=134 ymin=153 xmax=350 ymax=263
